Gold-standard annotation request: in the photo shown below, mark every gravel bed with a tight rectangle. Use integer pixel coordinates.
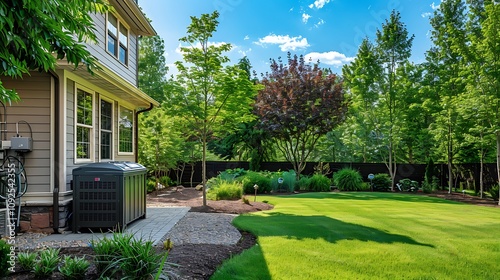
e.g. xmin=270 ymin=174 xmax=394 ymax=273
xmin=159 ymin=212 xmax=241 ymax=246
xmin=8 ymin=232 xmax=89 ymax=251
xmin=7 ymin=212 xmax=241 ymax=252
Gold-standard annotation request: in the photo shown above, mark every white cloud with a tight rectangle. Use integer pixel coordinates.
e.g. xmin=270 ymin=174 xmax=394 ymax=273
xmin=314 ymin=19 xmax=325 ymax=28
xmin=421 ymin=12 xmax=432 ymax=18
xmin=430 ymin=2 xmax=440 ymax=10
xmin=256 ymin=34 xmax=310 ymax=51
xmin=305 ymin=51 xmax=354 ymax=67
xmin=238 ymin=48 xmax=251 ymax=57
xmin=302 ymin=13 xmax=311 ymax=23
xmin=310 ymin=0 xmax=331 ymax=9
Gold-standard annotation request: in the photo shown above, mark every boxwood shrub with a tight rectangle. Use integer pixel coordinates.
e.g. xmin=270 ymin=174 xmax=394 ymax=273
xmin=241 ymin=171 xmax=272 ymax=194
xmin=372 ymin=173 xmax=392 ymax=191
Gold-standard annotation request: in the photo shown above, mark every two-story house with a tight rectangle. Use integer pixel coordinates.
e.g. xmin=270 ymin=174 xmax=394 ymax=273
xmin=0 ymin=0 xmax=158 ymax=233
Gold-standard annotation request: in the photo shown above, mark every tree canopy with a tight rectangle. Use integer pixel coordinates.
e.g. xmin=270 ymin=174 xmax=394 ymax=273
xmin=168 ymin=11 xmax=259 ymax=205
xmin=0 ymin=0 xmax=108 ymax=101
xmin=255 ymin=53 xmax=346 ymax=178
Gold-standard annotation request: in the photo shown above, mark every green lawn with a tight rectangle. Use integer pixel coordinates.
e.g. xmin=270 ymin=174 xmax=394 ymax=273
xmin=211 ymin=192 xmax=500 ymax=280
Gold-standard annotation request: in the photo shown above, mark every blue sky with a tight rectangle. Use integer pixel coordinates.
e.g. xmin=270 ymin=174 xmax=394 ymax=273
xmin=138 ymin=0 xmax=441 ymax=76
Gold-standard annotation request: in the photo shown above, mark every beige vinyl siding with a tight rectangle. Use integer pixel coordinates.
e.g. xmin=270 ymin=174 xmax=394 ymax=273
xmin=1 ymin=72 xmax=52 ymax=193
xmin=66 ymin=79 xmax=76 ymax=191
xmin=86 ymin=12 xmax=138 ymax=86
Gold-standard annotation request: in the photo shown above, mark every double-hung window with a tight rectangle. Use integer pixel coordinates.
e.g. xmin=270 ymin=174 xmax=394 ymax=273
xmin=100 ymin=99 xmax=113 ymax=160
xmin=119 ymin=106 xmax=134 ymax=153
xmin=107 ymin=13 xmax=128 ymax=65
xmin=76 ymin=89 xmax=93 ymax=161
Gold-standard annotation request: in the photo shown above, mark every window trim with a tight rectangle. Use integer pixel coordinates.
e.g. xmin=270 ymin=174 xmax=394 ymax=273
xmin=74 ymin=86 xmax=95 ymax=163
xmin=99 ymin=97 xmax=114 ymax=161
xmin=118 ymin=104 xmax=134 ymax=155
xmin=106 ymin=12 xmax=129 ymax=66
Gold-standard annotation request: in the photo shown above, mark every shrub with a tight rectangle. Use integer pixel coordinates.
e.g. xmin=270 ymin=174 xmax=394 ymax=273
xmin=489 ymin=185 xmax=499 ymax=201
xmin=398 ymin=178 xmax=419 ymax=192
xmin=271 ymin=170 xmax=296 ymax=192
xmin=17 ymin=251 xmax=38 ymax=271
xmin=33 ymin=248 xmax=60 ymax=278
xmin=59 ymin=256 xmax=90 ymax=280
xmin=360 ymin=182 xmax=371 ymax=191
xmin=91 ymin=232 xmax=167 ymax=279
xmin=0 ymin=240 xmax=11 ymax=277
xmin=206 ymin=176 xmax=224 ymax=189
xmin=207 ymin=181 xmax=243 ymax=200
xmin=333 ymin=168 xmax=363 ymax=191
xmin=91 ymin=232 xmax=128 ymax=275
xmin=159 ymin=176 xmax=173 ymax=187
xmin=309 ymin=174 xmax=331 ymax=192
xmin=241 ymin=171 xmax=271 ymax=194
xmin=114 ymin=237 xmax=166 ymax=280
xmin=146 ymin=179 xmax=156 ymax=193
xmin=219 ymin=168 xmax=246 ymax=182
xmin=296 ymin=176 xmax=311 ymax=191
xmin=372 ymin=173 xmax=392 ymax=191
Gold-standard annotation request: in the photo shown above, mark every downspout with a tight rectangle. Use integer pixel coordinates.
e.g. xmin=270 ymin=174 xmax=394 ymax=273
xmin=48 ymin=70 xmax=60 ymax=234
xmin=134 ymin=103 xmax=154 ymax=162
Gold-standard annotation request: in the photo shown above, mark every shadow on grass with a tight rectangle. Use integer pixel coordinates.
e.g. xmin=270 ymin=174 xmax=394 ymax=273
xmin=236 ymin=213 xmax=434 ymax=248
xmin=279 ymin=191 xmax=464 ymax=205
xmin=211 ymin=239 xmax=270 ymax=280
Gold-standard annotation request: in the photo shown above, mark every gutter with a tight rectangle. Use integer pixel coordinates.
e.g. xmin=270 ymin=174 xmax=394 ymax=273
xmin=48 ymin=70 xmax=60 ymax=234
xmin=134 ymin=103 xmax=154 ymax=163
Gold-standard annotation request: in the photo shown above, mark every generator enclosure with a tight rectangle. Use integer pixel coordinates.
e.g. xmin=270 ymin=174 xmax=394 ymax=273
xmin=72 ymin=161 xmax=147 ymax=232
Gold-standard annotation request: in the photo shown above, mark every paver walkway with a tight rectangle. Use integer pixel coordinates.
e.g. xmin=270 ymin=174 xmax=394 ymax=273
xmin=39 ymin=207 xmax=190 ymax=246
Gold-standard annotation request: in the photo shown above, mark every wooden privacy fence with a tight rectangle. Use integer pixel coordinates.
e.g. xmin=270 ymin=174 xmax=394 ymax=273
xmin=168 ymin=161 xmax=499 ymax=192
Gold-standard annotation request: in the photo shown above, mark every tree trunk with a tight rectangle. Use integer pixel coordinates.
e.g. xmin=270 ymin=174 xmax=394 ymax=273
xmin=448 ymin=123 xmax=453 ymax=194
xmin=202 ymin=136 xmax=207 ymax=206
xmin=480 ymin=153 xmax=484 ymax=199
xmin=496 ymin=131 xmax=500 ymax=205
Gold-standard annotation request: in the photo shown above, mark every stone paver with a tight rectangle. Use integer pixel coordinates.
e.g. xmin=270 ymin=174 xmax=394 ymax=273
xmin=38 ymin=207 xmax=190 ymax=246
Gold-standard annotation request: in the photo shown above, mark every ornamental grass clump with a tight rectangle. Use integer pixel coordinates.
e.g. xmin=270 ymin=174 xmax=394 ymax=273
xmin=16 ymin=251 xmax=38 ymax=271
xmin=33 ymin=248 xmax=60 ymax=279
xmin=91 ymin=232 xmax=169 ymax=279
xmin=309 ymin=174 xmax=331 ymax=192
xmin=207 ymin=181 xmax=243 ymax=200
xmin=333 ymin=168 xmax=363 ymax=191
xmin=58 ymin=256 xmax=90 ymax=280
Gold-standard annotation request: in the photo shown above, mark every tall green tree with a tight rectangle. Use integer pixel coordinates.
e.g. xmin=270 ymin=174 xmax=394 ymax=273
xmin=138 ymin=35 xmax=169 ymax=103
xmin=0 ymin=0 xmax=108 ymax=101
xmin=465 ymin=0 xmax=500 ymax=201
xmin=169 ymin=11 xmax=258 ymax=206
xmin=342 ymin=38 xmax=383 ymax=163
xmin=426 ymin=0 xmax=468 ymax=193
xmin=255 ymin=53 xmax=346 ymax=179
xmin=374 ymin=10 xmax=414 ymax=190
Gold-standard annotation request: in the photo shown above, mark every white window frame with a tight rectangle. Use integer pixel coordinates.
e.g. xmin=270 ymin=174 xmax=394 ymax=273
xmin=99 ymin=97 xmax=114 ymax=161
xmin=74 ymin=86 xmax=95 ymax=163
xmin=106 ymin=12 xmax=129 ymax=66
xmin=118 ymin=105 xmax=134 ymax=155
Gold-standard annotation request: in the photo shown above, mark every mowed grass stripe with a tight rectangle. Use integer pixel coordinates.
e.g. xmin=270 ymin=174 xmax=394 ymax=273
xmin=211 ymin=192 xmax=500 ymax=280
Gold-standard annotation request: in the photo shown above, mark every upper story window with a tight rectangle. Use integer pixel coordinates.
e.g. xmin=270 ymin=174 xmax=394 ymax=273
xmin=118 ymin=106 xmax=134 ymax=153
xmin=76 ymin=88 xmax=94 ymax=161
xmin=107 ymin=13 xmax=128 ymax=65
